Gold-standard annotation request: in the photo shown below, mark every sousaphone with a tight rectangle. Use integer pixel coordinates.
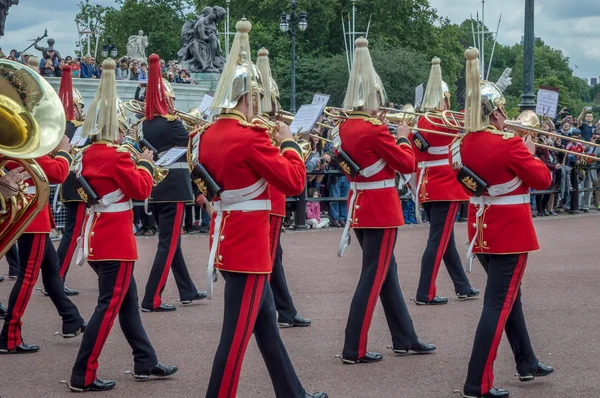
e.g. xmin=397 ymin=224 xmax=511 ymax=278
xmin=0 ymin=59 xmax=66 ymax=257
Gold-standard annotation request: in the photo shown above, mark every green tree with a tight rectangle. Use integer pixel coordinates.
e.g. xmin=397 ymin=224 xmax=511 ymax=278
xmin=75 ymin=0 xmax=110 ymax=58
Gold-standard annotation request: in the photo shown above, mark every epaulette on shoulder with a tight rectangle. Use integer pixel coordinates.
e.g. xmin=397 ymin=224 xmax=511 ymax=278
xmin=487 ymin=127 xmax=515 ymax=140
xmin=162 ymin=114 xmax=178 ymax=122
xmin=366 ymin=118 xmax=383 ymax=126
xmin=240 ymin=120 xmax=268 ymax=132
xmin=70 ymin=120 xmax=84 ymax=128
xmin=192 ymin=122 xmax=212 ymax=137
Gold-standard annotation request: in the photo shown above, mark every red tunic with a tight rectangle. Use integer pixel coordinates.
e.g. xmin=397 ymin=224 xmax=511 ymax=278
xmin=17 ymin=152 xmax=72 ymax=234
xmin=337 ymin=112 xmax=415 ymax=228
xmin=80 ymin=142 xmax=154 ymax=261
xmin=411 ymin=116 xmax=469 ymax=202
xmin=269 ymin=185 xmax=287 ymax=218
xmin=454 ymin=130 xmax=552 ymax=254
xmin=200 ymin=113 xmax=305 ymax=274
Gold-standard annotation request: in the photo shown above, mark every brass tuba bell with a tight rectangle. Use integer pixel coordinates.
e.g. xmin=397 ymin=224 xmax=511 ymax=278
xmin=0 ymin=59 xmax=66 ymax=257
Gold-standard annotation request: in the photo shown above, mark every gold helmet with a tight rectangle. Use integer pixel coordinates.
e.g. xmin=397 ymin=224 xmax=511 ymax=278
xmin=163 ymin=78 xmax=175 ymax=99
xmin=342 ymin=37 xmax=386 ymax=113
xmin=464 ymin=47 xmax=508 ymax=132
xmin=256 ymin=47 xmax=281 ymax=114
xmin=209 ymin=18 xmax=263 ymax=114
xmin=73 ymin=87 xmax=84 ymax=108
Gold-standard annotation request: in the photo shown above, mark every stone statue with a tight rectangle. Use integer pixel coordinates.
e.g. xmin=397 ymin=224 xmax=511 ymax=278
xmin=178 ymin=6 xmax=226 ymax=73
xmin=0 ymin=0 xmax=18 ymax=37
xmin=126 ymin=30 xmax=149 ymax=61
xmin=34 ymin=37 xmax=62 ymax=60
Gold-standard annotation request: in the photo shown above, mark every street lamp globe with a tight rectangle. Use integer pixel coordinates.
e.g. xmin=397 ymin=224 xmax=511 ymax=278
xmin=298 ymin=11 xmax=308 ymax=32
xmin=101 ymin=47 xmax=108 ymax=58
xmin=280 ymin=13 xmax=289 ymax=32
xmin=110 ymin=47 xmax=118 ymax=58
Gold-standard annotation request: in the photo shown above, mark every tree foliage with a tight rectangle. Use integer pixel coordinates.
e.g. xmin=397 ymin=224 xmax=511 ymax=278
xmin=78 ymin=0 xmax=594 ymax=113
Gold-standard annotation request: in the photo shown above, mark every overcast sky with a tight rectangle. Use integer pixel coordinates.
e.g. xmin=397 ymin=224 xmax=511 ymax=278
xmin=0 ymin=0 xmax=597 ymax=78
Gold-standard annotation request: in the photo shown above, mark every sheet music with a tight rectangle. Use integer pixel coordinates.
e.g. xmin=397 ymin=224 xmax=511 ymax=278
xmin=198 ymin=94 xmax=214 ymax=118
xmin=288 ymin=104 xmax=325 ymax=134
xmin=154 ymin=147 xmax=188 ymax=167
xmin=415 ymin=84 xmax=424 ymax=109
xmin=69 ymin=127 xmax=87 ymax=147
xmin=312 ymin=93 xmax=330 ymax=106
xmin=536 ymin=87 xmax=560 ymax=119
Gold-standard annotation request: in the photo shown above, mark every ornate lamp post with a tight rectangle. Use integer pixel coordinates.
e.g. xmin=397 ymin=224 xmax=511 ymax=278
xmin=279 ymin=0 xmax=308 ymax=114
xmin=519 ymin=0 xmax=536 ymax=111
xmin=101 ymin=36 xmax=117 ymax=59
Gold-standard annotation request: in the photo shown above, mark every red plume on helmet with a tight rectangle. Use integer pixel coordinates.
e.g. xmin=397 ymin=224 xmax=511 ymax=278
xmin=145 ymin=53 xmax=168 ymax=120
xmin=58 ymin=64 xmax=74 ymax=120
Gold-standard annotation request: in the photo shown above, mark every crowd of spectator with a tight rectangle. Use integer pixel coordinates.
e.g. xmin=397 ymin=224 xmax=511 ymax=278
xmin=0 ymin=47 xmax=195 ymax=84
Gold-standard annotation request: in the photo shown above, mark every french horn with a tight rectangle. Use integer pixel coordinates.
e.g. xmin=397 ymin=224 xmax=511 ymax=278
xmin=0 ymin=59 xmax=66 ymax=257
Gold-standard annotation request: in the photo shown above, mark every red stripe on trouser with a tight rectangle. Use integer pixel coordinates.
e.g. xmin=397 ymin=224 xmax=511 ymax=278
xmin=8 ymin=234 xmax=45 ymax=350
xmin=218 ymin=274 xmax=265 ymax=398
xmin=60 ymin=203 xmax=86 ymax=279
xmin=357 ymin=229 xmax=394 ymax=359
xmin=84 ymin=261 xmax=132 ymax=386
xmin=268 ymin=216 xmax=283 ymax=282
xmin=480 ymin=254 xmax=528 ymax=395
xmin=428 ymin=202 xmax=460 ymax=301
xmin=152 ymin=203 xmax=184 ymax=308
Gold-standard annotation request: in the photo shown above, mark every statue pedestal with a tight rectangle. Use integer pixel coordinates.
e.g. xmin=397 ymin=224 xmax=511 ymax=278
xmin=188 ymin=72 xmax=221 ymax=94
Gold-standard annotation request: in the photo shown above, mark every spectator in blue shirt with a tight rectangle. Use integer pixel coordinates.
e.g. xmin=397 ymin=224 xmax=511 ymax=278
xmin=137 ymin=61 xmax=148 ymax=80
xmin=80 ymin=55 xmax=94 ymax=78
xmin=577 ymin=107 xmax=596 ymax=141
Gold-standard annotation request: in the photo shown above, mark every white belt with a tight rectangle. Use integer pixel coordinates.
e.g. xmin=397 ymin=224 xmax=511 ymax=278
xmin=466 ymin=193 xmax=530 ymax=272
xmin=414 ymin=159 xmax=450 ymax=222
xmin=338 ymin=178 xmax=396 ymax=257
xmin=220 ymin=178 xmax=267 ymax=204
xmin=207 ymin=199 xmax=271 ymax=299
xmin=487 ymin=176 xmax=522 ymax=196
xmin=427 ymin=146 xmax=449 ymax=155
xmin=361 ymin=158 xmax=387 ymax=178
xmin=75 ymin=200 xmax=133 ymax=266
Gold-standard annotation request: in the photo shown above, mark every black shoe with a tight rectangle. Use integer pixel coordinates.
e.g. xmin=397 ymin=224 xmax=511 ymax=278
xmin=0 ymin=304 xmax=6 ymax=319
xmin=414 ymin=296 xmax=448 ymax=305
xmin=341 ymin=351 xmax=383 ymax=364
xmin=305 ymin=393 xmax=328 ymax=398
xmin=134 ymin=363 xmax=178 ymax=380
xmin=68 ymin=378 xmax=116 ymax=392
xmin=392 ymin=338 xmax=436 ymax=355
xmin=60 ymin=321 xmax=87 ymax=339
xmin=278 ymin=314 xmax=312 ymax=328
xmin=198 ymin=225 xmax=210 ymax=233
xmin=0 ymin=342 xmax=40 ymax=354
xmin=0 ymin=275 xmax=3 ymax=282
xmin=457 ymin=287 xmax=480 ymax=300
xmin=141 ymin=303 xmax=177 ymax=312
xmin=64 ymin=286 xmax=79 ymax=296
xmin=180 ymin=290 xmax=208 ymax=305
xmin=8 ymin=274 xmax=17 ymax=280
xmin=457 ymin=387 xmax=509 ymax=398
xmin=518 ymin=361 xmax=553 ymax=381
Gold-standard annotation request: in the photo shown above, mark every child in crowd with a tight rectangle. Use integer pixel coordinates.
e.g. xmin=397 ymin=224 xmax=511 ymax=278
xmin=306 ymin=188 xmax=330 ymax=229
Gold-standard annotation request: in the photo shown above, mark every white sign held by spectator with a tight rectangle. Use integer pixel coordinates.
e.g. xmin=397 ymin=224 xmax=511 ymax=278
xmin=312 ymin=93 xmax=330 ymax=106
xmin=536 ymin=86 xmax=560 ymax=119
xmin=154 ymin=147 xmax=188 ymax=167
xmin=415 ymin=83 xmax=424 ymax=109
xmin=289 ymin=104 xmax=325 ymax=135
xmin=70 ymin=127 xmax=87 ymax=147
xmin=198 ymin=94 xmax=214 ymax=118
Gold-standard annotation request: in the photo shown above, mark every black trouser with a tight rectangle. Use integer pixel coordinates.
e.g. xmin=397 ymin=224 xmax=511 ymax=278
xmin=56 ymin=202 xmax=86 ymax=282
xmin=5 ymin=243 xmax=19 ymax=277
xmin=416 ymin=201 xmax=471 ymax=302
xmin=206 ymin=271 xmax=305 ymax=398
xmin=269 ymin=215 xmax=297 ymax=323
xmin=464 ymin=253 xmax=538 ymax=396
xmin=71 ymin=261 xmax=157 ymax=387
xmin=0 ymin=234 xmax=83 ymax=350
xmin=343 ymin=228 xmax=419 ymax=359
xmin=141 ymin=202 xmax=196 ymax=309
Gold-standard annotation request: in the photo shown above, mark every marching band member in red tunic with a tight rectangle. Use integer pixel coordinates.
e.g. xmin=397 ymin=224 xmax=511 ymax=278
xmin=56 ymin=66 xmax=86 ymax=296
xmin=256 ymin=47 xmax=311 ymax=328
xmin=411 ymin=58 xmax=479 ymax=305
xmin=197 ymin=19 xmax=326 ymax=398
xmin=335 ymin=37 xmax=435 ymax=365
xmin=67 ymin=59 xmax=177 ymax=392
xmin=0 ymin=59 xmax=86 ymax=353
xmin=453 ymin=48 xmax=553 ymax=398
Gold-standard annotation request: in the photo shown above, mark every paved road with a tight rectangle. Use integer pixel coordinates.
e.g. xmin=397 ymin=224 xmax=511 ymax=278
xmin=1 ymin=213 xmax=599 ymax=397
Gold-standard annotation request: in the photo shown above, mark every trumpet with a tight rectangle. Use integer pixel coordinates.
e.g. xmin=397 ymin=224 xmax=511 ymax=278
xmin=251 ymin=114 xmax=313 ymax=161
xmin=120 ymin=136 xmax=169 ymax=186
xmin=123 ymin=99 xmax=145 ymax=117
xmin=176 ymin=108 xmax=209 ymax=131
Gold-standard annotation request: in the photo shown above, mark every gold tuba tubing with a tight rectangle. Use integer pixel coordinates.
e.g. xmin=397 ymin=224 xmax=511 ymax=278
xmin=0 ymin=59 xmax=65 ymax=257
